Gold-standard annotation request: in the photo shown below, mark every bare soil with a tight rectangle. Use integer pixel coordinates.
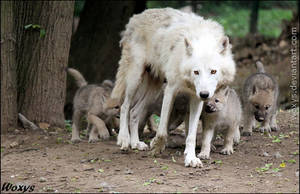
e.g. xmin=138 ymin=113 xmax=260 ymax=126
xmin=1 ymin=109 xmax=299 ymax=193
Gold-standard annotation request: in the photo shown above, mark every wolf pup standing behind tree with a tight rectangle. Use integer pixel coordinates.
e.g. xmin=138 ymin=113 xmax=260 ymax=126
xmin=241 ymin=61 xmax=279 ymax=136
xmin=67 ymin=68 xmax=119 ymax=143
xmin=198 ymin=86 xmax=242 ymax=160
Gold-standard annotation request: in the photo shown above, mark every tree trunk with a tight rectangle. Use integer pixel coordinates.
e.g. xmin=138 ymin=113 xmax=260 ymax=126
xmin=14 ymin=1 xmax=74 ymax=127
xmin=1 ymin=1 xmax=18 ymax=133
xmin=65 ymin=0 xmax=145 ymax=119
xmin=250 ymin=0 xmax=259 ymax=34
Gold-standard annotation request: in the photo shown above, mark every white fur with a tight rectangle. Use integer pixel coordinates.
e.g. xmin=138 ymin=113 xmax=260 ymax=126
xmin=114 ymin=8 xmax=236 ymax=167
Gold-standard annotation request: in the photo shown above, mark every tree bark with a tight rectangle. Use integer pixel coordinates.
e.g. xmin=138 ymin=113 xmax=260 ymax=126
xmin=1 ymin=1 xmax=18 ymax=133
xmin=14 ymin=1 xmax=74 ymax=127
xmin=65 ymin=0 xmax=146 ymax=118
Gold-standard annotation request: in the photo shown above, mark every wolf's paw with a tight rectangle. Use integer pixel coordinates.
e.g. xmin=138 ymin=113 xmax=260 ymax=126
xmin=185 ymin=154 xmax=203 ymax=168
xmin=99 ymin=131 xmax=110 ymax=140
xmin=242 ymin=131 xmax=252 ymax=136
xmin=197 ymin=151 xmax=210 ymax=160
xmin=150 ymin=135 xmax=167 ymax=156
xmin=131 ymin=141 xmax=149 ymax=151
xmin=259 ymin=126 xmax=271 ymax=133
xmin=71 ymin=138 xmax=82 ymax=144
xmin=220 ymin=146 xmax=234 ymax=155
xmin=270 ymin=124 xmax=280 ymax=132
xmin=117 ymin=134 xmax=130 ymax=151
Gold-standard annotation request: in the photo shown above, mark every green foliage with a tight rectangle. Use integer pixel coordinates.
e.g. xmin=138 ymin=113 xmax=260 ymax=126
xmin=24 ymin=24 xmax=46 ymax=38
xmin=65 ymin=120 xmax=72 ymax=133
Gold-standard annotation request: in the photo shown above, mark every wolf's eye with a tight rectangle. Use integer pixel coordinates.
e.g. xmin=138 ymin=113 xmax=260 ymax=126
xmin=254 ymin=104 xmax=259 ymax=109
xmin=215 ymin=99 xmax=219 ymax=103
xmin=194 ymin=70 xmax=199 ymax=75
xmin=114 ymin=106 xmax=119 ymax=109
xmin=211 ymin=70 xmax=217 ymax=74
xmin=265 ymin=105 xmax=270 ymax=110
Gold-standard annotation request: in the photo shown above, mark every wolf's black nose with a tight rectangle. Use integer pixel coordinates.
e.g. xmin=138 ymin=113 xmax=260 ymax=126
xmin=200 ymin=91 xmax=209 ymax=99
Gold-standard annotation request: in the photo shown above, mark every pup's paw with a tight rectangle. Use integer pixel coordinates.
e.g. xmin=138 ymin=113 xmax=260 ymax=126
xmin=220 ymin=146 xmax=234 ymax=155
xmin=117 ymin=134 xmax=130 ymax=151
xmin=71 ymin=138 xmax=81 ymax=144
xmin=270 ymin=124 xmax=280 ymax=131
xmin=150 ymin=135 xmax=167 ymax=156
xmin=242 ymin=131 xmax=252 ymax=136
xmin=99 ymin=131 xmax=110 ymax=140
xmin=197 ymin=151 xmax=210 ymax=160
xmin=131 ymin=141 xmax=149 ymax=151
xmin=259 ymin=126 xmax=271 ymax=133
xmin=88 ymin=137 xmax=99 ymax=143
xmin=211 ymin=144 xmax=217 ymax=152
xmin=185 ymin=154 xmax=203 ymax=168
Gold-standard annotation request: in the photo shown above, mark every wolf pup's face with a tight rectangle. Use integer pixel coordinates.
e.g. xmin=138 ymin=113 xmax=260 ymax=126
xmin=104 ymin=99 xmax=120 ymax=118
xmin=204 ymin=86 xmax=229 ymax=113
xmin=249 ymin=86 xmax=274 ymax=122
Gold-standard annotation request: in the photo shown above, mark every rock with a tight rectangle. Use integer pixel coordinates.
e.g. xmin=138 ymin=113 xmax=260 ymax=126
xmin=262 ymin=152 xmax=270 ymax=157
xmin=124 ymin=169 xmax=133 ymax=175
xmin=39 ymin=122 xmax=50 ymax=130
xmin=279 ymin=40 xmax=288 ymax=48
xmin=39 ymin=177 xmax=47 ymax=182
xmin=9 ymin=141 xmax=19 ymax=148
xmin=99 ymin=182 xmax=112 ymax=191
xmin=273 ymin=152 xmax=282 ymax=159
xmin=296 ymin=171 xmax=299 ymax=177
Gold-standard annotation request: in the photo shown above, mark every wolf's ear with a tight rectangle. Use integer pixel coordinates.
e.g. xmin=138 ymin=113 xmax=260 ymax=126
xmin=220 ymin=36 xmax=229 ymax=55
xmin=184 ymin=38 xmax=193 ymax=56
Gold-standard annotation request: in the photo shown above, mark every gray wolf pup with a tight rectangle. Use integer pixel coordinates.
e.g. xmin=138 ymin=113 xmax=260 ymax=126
xmin=67 ymin=68 xmax=119 ymax=143
xmin=241 ymin=61 xmax=279 ymax=136
xmin=108 ymin=8 xmax=236 ymax=167
xmin=198 ymin=86 xmax=241 ymax=159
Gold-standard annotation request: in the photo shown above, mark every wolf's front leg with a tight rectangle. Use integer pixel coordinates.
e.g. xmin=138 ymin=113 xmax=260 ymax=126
xmin=150 ymin=84 xmax=176 ymax=155
xmin=184 ymin=97 xmax=203 ymax=168
xmin=242 ymin=112 xmax=255 ymax=136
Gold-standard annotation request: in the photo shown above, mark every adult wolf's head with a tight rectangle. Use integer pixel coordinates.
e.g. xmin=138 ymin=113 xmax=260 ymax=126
xmin=182 ymin=36 xmax=236 ymax=100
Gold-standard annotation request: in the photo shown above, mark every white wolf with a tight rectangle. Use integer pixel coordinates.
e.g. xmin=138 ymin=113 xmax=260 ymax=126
xmin=109 ymin=8 xmax=236 ymax=167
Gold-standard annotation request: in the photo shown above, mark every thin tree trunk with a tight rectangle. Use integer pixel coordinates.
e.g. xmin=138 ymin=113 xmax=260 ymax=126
xmin=250 ymin=0 xmax=259 ymax=34
xmin=1 ymin=1 xmax=18 ymax=133
xmin=14 ymin=1 xmax=74 ymax=127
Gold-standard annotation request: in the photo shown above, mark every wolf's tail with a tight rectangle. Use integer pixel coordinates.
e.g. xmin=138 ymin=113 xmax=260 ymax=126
xmin=67 ymin=68 xmax=88 ymax=88
xmin=255 ymin=61 xmax=265 ymax=73
xmin=109 ymin=44 xmax=131 ymax=105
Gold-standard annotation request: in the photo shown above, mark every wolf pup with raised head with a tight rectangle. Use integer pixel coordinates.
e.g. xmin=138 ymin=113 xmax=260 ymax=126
xmin=241 ymin=61 xmax=279 ymax=136
xmin=67 ymin=68 xmax=119 ymax=143
xmin=198 ymin=86 xmax=241 ymax=159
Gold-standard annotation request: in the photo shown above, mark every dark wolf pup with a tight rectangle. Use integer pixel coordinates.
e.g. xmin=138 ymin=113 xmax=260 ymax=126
xmin=241 ymin=61 xmax=279 ymax=136
xmin=67 ymin=68 xmax=119 ymax=143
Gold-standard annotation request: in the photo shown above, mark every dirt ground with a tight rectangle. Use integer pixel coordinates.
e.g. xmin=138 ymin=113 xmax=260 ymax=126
xmin=1 ymin=109 xmax=299 ymax=193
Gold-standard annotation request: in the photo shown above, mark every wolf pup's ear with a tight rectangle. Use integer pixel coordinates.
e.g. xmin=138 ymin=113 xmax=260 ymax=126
xmin=252 ymin=85 xmax=257 ymax=95
xmin=224 ymin=86 xmax=230 ymax=97
xmin=220 ymin=36 xmax=229 ymax=55
xmin=184 ymin=38 xmax=193 ymax=56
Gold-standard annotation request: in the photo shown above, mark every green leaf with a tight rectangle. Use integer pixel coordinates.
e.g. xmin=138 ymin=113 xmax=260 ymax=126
xmin=24 ymin=24 xmax=32 ymax=29
xmin=172 ymin=156 xmax=176 ymax=163
xmin=161 ymin=165 xmax=168 ymax=170
xmin=40 ymin=29 xmax=46 ymax=38
xmin=288 ymin=159 xmax=296 ymax=164
xmin=32 ymin=24 xmax=41 ymax=29
xmin=272 ymin=168 xmax=280 ymax=172
xmin=98 ymin=169 xmax=104 ymax=173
